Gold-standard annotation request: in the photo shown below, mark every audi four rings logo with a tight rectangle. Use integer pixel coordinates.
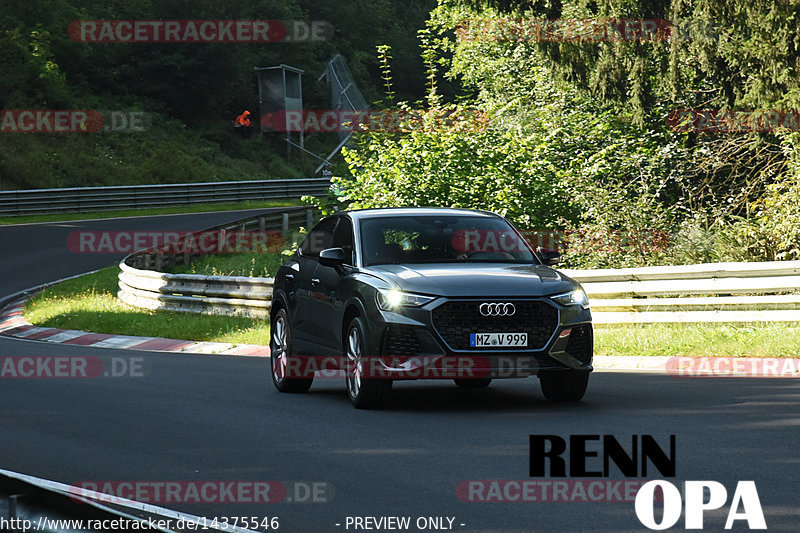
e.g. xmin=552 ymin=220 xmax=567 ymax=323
xmin=479 ymin=302 xmax=516 ymax=316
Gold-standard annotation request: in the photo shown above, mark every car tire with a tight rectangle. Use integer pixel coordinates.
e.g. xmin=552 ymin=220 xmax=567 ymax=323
xmin=539 ymin=370 xmax=589 ymax=402
xmin=270 ymin=308 xmax=313 ymax=393
xmin=453 ymin=378 xmax=492 ymax=388
xmin=345 ymin=316 xmax=392 ymax=409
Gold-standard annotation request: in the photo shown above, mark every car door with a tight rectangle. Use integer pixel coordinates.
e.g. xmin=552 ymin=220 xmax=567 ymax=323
xmin=309 ymin=216 xmax=355 ymax=354
xmin=290 ymin=216 xmax=336 ymax=354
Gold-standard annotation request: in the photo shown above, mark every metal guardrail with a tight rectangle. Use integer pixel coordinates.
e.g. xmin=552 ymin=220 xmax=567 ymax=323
xmin=117 ymin=207 xmax=316 ymax=319
xmin=563 ymin=261 xmax=800 ymax=323
xmin=118 ymin=264 xmax=273 ymax=318
xmin=0 ymin=178 xmax=331 ymax=216
xmin=0 ymin=468 xmax=256 ymax=533
xmin=118 ymin=207 xmax=800 ymax=323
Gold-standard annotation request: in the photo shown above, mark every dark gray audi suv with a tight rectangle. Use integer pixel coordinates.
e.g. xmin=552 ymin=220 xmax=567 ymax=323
xmin=269 ymin=207 xmax=592 ymax=409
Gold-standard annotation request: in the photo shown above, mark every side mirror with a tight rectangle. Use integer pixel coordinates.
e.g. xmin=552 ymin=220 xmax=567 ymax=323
xmin=319 ymin=247 xmax=345 ymax=268
xmin=536 ymin=246 xmax=561 ymax=266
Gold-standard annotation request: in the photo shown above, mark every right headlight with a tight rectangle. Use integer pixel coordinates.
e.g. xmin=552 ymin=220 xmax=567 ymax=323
xmin=376 ymin=289 xmax=435 ymax=310
xmin=551 ymin=288 xmax=590 ymax=309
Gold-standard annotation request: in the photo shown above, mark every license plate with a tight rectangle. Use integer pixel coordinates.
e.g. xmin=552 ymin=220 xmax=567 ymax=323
xmin=470 ymin=332 xmax=528 ymax=348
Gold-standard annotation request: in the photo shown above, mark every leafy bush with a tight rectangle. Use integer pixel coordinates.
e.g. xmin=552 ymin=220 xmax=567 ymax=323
xmin=750 ymin=134 xmax=800 ymax=261
xmin=333 ymin=15 xmax=686 ymax=268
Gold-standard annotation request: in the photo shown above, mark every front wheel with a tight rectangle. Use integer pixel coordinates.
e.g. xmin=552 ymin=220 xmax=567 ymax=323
xmin=270 ymin=309 xmax=313 ymax=393
xmin=345 ymin=317 xmax=392 ymax=409
xmin=539 ymin=370 xmax=589 ymax=402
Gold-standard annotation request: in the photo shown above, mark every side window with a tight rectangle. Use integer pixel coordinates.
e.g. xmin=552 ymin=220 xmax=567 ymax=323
xmin=332 ymin=217 xmax=355 ymax=265
xmin=299 ymin=217 xmax=336 ymax=258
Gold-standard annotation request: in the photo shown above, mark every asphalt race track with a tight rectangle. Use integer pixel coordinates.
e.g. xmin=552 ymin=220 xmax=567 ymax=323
xmin=1 ymin=210 xmax=799 ymax=532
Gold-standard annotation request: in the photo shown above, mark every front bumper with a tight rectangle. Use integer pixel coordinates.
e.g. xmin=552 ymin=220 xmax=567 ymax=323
xmin=364 ymin=297 xmax=593 ymax=380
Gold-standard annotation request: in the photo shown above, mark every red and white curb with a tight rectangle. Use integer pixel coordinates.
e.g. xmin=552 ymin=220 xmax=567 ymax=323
xmin=2 ymin=297 xmax=799 ymax=376
xmin=0 ymin=298 xmax=268 ymax=357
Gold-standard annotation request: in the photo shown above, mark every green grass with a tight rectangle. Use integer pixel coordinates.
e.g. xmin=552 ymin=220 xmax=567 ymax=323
xmin=595 ymin=323 xmax=800 ymax=358
xmin=0 ymin=199 xmax=304 ymax=226
xmin=164 ymin=226 xmax=303 ymax=277
xmin=24 ymin=267 xmax=270 ymax=346
xmin=0 ymin=116 xmax=305 ymax=192
xmin=166 ymin=251 xmax=289 ymax=278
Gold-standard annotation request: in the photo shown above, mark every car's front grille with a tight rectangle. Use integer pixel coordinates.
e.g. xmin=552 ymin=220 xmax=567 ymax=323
xmin=382 ymin=325 xmax=423 ymax=357
xmin=431 ymin=300 xmax=558 ymax=350
xmin=565 ymin=324 xmax=593 ymax=364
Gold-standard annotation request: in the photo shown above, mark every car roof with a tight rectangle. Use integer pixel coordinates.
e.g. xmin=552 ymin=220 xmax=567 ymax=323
xmin=344 ymin=207 xmax=502 ymax=220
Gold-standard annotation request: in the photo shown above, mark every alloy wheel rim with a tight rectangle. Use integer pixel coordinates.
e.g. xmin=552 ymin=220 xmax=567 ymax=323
xmin=272 ymin=316 xmax=287 ymax=382
xmin=346 ymin=327 xmax=362 ymax=397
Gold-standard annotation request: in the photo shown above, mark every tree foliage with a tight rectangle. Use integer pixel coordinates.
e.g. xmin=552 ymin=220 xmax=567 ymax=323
xmin=334 ymin=0 xmax=800 ymax=267
xmin=0 ymin=0 xmax=438 ymax=188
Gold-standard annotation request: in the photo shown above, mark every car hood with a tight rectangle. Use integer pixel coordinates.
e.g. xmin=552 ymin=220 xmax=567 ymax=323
xmin=366 ymin=263 xmax=577 ymax=297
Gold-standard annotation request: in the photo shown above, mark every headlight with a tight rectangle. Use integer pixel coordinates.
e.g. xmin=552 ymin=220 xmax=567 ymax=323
xmin=376 ymin=289 xmax=435 ymax=310
xmin=551 ymin=288 xmax=590 ymax=309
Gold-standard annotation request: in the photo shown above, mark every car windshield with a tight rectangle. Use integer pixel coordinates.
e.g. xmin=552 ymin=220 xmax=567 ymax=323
xmin=360 ymin=214 xmax=537 ymax=266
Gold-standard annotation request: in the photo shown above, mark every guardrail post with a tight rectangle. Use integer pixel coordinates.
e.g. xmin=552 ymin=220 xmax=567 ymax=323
xmin=258 ymin=216 xmax=266 ymax=231
xmin=282 ymin=213 xmax=289 ymax=232
xmin=305 ymin=209 xmax=313 ymax=229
